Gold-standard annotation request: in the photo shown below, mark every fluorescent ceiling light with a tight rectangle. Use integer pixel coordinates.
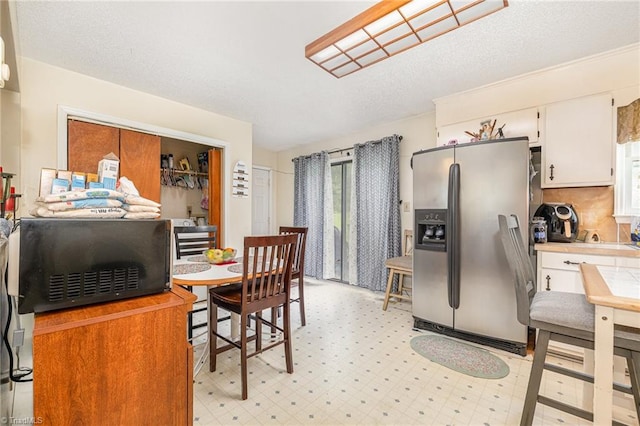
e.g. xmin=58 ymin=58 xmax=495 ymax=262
xmin=305 ymin=0 xmax=508 ymax=78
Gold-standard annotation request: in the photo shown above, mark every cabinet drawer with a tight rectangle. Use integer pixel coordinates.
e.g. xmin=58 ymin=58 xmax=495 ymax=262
xmin=616 ymin=257 xmax=640 ymax=268
xmin=538 ymin=252 xmax=615 ymax=271
xmin=538 ymin=268 xmax=584 ymax=293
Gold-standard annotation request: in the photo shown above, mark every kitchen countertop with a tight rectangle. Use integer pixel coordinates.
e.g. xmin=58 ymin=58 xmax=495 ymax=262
xmin=534 ymin=241 xmax=640 ymax=257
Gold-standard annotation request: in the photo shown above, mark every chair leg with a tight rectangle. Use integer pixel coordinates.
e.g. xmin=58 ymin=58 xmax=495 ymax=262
xmin=240 ymin=312 xmax=248 ymax=400
xmin=521 ymin=329 xmax=551 ymax=426
xmin=282 ymin=301 xmax=293 ymax=374
xmin=269 ymin=307 xmax=278 ymax=339
xmin=382 ymin=268 xmax=395 ymax=311
xmin=627 ymin=351 xmax=640 ymax=419
xmin=255 ymin=311 xmax=262 ymax=352
xmin=298 ymin=276 xmax=306 ymax=326
xmin=209 ymin=301 xmax=219 ymax=372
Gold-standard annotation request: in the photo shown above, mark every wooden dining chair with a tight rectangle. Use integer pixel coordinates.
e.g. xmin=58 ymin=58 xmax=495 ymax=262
xmin=174 ymin=225 xmax=218 ymax=340
xmin=208 ymin=234 xmax=297 ymax=400
xmin=382 ymin=229 xmax=413 ymax=311
xmin=277 ymin=226 xmax=308 ymax=326
xmin=498 ymin=214 xmax=640 ymax=425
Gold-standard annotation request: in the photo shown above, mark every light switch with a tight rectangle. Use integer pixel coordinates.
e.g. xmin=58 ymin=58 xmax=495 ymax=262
xmin=403 ymin=201 xmax=411 ymax=212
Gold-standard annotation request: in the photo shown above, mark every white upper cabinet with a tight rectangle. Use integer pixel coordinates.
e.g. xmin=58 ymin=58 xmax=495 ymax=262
xmin=436 ymin=107 xmax=539 ymax=147
xmin=541 ymin=93 xmax=614 ymax=188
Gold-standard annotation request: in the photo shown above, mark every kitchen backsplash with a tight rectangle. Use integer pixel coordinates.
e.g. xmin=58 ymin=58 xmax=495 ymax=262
xmin=541 ymin=186 xmax=627 ymax=243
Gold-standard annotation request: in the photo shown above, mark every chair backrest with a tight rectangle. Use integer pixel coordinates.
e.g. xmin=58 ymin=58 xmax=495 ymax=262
xmin=241 ymin=234 xmax=298 ymax=312
xmin=174 ymin=225 xmax=218 ymax=259
xmin=279 ymin=226 xmax=308 ymax=276
xmin=497 ymin=214 xmax=536 ymax=326
xmin=403 ymin=229 xmax=413 ymax=257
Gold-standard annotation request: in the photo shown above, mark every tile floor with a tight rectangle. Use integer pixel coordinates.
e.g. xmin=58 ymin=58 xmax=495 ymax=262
xmin=10 ymin=278 xmax=638 ymax=425
xmin=191 ymin=279 xmax=639 ymax=426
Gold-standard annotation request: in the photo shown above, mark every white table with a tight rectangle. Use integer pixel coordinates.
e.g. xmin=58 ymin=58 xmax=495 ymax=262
xmin=580 ymin=264 xmax=640 ymax=425
xmin=173 ymin=258 xmax=244 ymax=375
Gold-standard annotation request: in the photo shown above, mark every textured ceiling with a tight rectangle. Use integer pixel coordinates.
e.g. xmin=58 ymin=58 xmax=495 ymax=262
xmin=12 ymin=1 xmax=640 ymax=152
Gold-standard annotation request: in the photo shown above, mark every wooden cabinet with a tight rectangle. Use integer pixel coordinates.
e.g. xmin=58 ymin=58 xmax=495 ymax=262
xmin=33 ymin=287 xmax=196 ymax=426
xmin=541 ymin=93 xmax=614 ymax=188
xmin=437 ymin=107 xmax=540 ymax=147
xmin=119 ymin=129 xmax=161 ymax=202
xmin=68 ymin=120 xmax=161 ymax=202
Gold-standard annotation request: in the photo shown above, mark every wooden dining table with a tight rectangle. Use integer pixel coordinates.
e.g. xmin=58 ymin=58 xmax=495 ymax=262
xmin=579 ymin=263 xmax=640 ymax=425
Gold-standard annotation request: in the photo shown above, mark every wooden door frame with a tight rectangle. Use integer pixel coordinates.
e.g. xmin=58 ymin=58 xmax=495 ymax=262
xmin=57 ymin=105 xmax=230 ymax=242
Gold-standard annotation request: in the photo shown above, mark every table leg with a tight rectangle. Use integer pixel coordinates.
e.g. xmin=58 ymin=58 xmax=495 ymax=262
xmin=583 ymin=349 xmax=593 ymax=411
xmin=593 ymin=305 xmax=614 ymax=425
xmin=231 ymin=313 xmax=240 ymax=340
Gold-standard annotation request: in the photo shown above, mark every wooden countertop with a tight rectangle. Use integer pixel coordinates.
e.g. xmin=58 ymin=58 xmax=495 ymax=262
xmin=534 ymin=242 xmax=640 ymax=257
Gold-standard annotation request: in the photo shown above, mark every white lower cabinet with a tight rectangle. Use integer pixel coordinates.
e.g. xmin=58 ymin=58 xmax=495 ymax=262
xmin=537 ymin=252 xmax=616 ymax=293
xmin=536 ymin=251 xmax=616 ymax=358
xmin=615 ymin=257 xmax=640 ymax=268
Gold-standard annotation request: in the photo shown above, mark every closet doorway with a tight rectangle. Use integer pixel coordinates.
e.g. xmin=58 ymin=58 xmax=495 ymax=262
xmin=60 ymin=106 xmax=228 ymax=244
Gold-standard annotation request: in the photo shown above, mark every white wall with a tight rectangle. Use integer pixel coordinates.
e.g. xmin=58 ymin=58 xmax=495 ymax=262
xmin=435 ymin=44 xmax=640 ymax=127
xmin=0 ymin=90 xmax=20 ymax=184
xmin=18 ymin=58 xmax=253 ymax=250
xmin=274 ymin=111 xmax=438 ymax=233
xmin=272 ymin=44 xmax=640 ymax=234
xmin=0 ymin=0 xmax=20 ymax=190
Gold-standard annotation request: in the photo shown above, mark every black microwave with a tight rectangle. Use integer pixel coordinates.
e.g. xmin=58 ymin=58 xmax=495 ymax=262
xmin=8 ymin=218 xmax=171 ymax=314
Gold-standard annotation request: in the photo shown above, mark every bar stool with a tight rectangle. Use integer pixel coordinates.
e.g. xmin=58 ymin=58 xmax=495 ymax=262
xmin=382 ymin=229 xmax=412 ymax=311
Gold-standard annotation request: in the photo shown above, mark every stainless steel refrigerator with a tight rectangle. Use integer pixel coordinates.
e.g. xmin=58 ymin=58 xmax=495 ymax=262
xmin=412 ymin=137 xmax=529 ymax=356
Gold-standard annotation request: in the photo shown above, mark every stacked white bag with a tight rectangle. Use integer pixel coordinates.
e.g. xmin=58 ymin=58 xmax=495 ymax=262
xmin=31 ymin=177 xmax=161 ymax=219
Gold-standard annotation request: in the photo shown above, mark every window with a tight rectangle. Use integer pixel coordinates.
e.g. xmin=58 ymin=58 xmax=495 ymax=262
xmin=614 ymin=96 xmax=640 ymax=223
xmin=616 ymin=141 xmax=640 ymax=220
xmin=331 ymin=160 xmax=352 ymax=282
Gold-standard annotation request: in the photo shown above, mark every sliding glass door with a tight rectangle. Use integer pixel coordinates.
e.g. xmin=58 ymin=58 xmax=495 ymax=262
xmin=331 ymin=160 xmax=351 ymax=282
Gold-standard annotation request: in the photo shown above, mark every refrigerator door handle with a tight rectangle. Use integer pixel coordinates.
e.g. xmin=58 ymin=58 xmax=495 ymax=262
xmin=447 ymin=163 xmax=461 ymax=309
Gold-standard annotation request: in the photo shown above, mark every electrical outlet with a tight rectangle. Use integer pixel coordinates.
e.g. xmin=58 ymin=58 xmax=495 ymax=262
xmin=403 ymin=201 xmax=411 ymax=212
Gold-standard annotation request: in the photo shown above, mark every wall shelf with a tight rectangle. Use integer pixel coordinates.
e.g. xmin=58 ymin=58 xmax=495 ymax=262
xmin=161 ymin=167 xmax=208 ymax=177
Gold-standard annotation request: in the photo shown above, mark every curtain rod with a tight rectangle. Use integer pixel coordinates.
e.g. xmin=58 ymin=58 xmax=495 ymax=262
xmin=292 ymin=135 xmax=403 ymax=162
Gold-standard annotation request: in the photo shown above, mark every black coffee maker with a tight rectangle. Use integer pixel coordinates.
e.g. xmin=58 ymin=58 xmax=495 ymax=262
xmin=533 ymin=203 xmax=579 ymax=243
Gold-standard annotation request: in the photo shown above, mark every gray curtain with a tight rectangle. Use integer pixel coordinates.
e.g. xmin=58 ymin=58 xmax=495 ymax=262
xmin=349 ymin=135 xmax=401 ymax=291
xmin=293 ymin=152 xmax=334 ymax=279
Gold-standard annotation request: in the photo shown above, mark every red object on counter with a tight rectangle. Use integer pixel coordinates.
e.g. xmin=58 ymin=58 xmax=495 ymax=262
xmin=5 ymin=186 xmax=15 ymax=212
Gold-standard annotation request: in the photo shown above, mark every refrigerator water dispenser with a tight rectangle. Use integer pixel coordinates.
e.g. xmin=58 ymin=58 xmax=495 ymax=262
xmin=415 ymin=209 xmax=447 ymax=252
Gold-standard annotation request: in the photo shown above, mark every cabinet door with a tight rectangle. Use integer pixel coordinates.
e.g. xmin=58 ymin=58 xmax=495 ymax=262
xmin=68 ymin=120 xmax=120 ymax=174
xmin=120 ymin=129 xmax=161 ymax=202
xmin=542 ymin=93 xmax=613 ymax=187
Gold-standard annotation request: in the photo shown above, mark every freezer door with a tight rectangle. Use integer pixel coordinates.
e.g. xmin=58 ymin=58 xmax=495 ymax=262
xmin=412 ymin=146 xmax=454 ymax=209
xmin=412 ymin=147 xmax=454 ymax=327
xmin=453 ymin=139 xmax=529 ymax=343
